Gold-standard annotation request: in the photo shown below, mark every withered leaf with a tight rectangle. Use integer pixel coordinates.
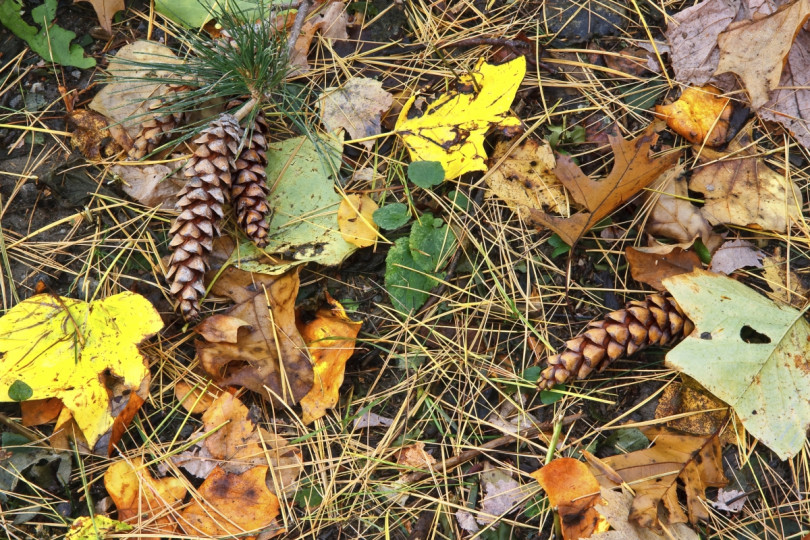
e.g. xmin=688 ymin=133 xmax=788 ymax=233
xmin=626 ymin=246 xmax=702 ymax=291
xmin=528 ymin=123 xmax=683 ymax=246
xmin=761 ymin=31 xmax=810 ymax=151
xmin=655 ymin=85 xmax=731 ymax=146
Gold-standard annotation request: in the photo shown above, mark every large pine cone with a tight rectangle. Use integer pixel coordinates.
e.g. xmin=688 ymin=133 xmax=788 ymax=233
xmin=538 ymin=293 xmax=694 ymax=389
xmin=232 ymin=114 xmax=271 ymax=246
xmin=129 ymin=85 xmax=191 ymax=160
xmin=166 ymin=113 xmax=243 ymax=319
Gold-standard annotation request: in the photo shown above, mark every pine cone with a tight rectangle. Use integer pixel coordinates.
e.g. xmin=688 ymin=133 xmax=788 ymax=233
xmin=129 ymin=85 xmax=191 ymax=160
xmin=538 ymin=293 xmax=694 ymax=389
xmin=232 ymin=114 xmax=271 ymax=246
xmin=166 ymin=113 xmax=243 ymax=319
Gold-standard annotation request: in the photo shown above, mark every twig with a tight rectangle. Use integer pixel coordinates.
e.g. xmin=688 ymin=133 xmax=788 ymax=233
xmin=286 ymin=0 xmax=311 ymax=53
xmin=400 ymin=412 xmax=583 ymax=484
xmin=0 ymin=412 xmax=44 ymax=445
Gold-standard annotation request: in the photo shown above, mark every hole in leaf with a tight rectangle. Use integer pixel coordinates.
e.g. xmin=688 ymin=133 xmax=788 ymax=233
xmin=740 ymin=325 xmax=771 ymax=344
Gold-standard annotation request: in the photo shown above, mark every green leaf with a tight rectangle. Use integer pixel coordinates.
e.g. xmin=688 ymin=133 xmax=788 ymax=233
xmin=408 ymin=161 xmax=445 ymax=189
xmin=373 ymin=203 xmax=411 ymax=230
xmin=409 ymin=212 xmax=456 ymax=272
xmin=155 ymin=0 xmax=287 ymax=28
xmin=7 ymin=380 xmax=32 ymax=401
xmin=601 ymin=428 xmax=649 ymax=454
xmin=0 ymin=0 xmax=95 ymax=68
xmin=663 ymin=269 xmax=810 ymax=460
xmin=547 ymin=234 xmax=570 ymax=258
xmin=385 ymin=237 xmax=440 ymax=313
xmin=540 ymin=385 xmax=565 ymax=405
xmin=447 ymin=189 xmax=471 ymax=212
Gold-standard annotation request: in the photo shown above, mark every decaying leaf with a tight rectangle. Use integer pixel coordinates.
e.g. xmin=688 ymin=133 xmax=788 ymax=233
xmin=74 ymin=0 xmax=124 ymax=33
xmin=319 ymin=77 xmax=393 ymax=147
xmin=586 ymin=426 xmax=727 ymax=529
xmin=708 ymin=239 xmax=764 ymax=275
xmin=654 ymin=379 xmax=737 ymax=445
xmin=486 ymin=138 xmax=568 ymax=217
xmin=67 ymin=109 xmax=127 ymax=159
xmin=710 ymin=488 xmax=747 ymax=513
xmin=20 ymin=398 xmax=63 ymax=427
xmin=663 ymin=270 xmax=810 ymax=459
xmin=200 ymin=392 xmax=264 ymax=474
xmin=690 ymin=126 xmax=802 ymax=232
xmin=761 ymin=249 xmax=809 ymax=308
xmin=0 ymin=293 xmax=163 ymax=453
xmin=174 ymin=380 xmax=217 ymax=414
xmin=714 ymin=0 xmax=810 ymax=108
xmin=395 ymin=56 xmax=525 ymax=180
xmin=66 ymin=515 xmax=132 ymax=540
xmin=337 ymin=194 xmax=379 ymax=248
xmin=655 ymin=85 xmax=731 ymax=146
xmin=532 ymin=458 xmax=608 ymax=539
xmin=478 ymin=466 xmax=526 ymax=525
xmin=297 ymin=294 xmax=362 ymax=424
xmin=528 ymin=123 xmax=683 ymax=246
xmin=761 ymin=31 xmax=810 ymax=150
xmin=196 ymin=267 xmax=313 ymax=405
xmin=104 ymin=457 xmax=187 ymax=539
xmin=290 ymin=1 xmax=348 ymax=72
xmin=626 ymin=246 xmax=702 ymax=291
xmin=179 ymin=466 xmax=280 ymax=540
xmin=397 ymin=442 xmax=436 ymax=470
xmin=353 ymin=411 xmax=394 ymax=429
xmin=0 ymin=435 xmax=71 ymax=509
xmin=590 ymin=488 xmax=699 ymax=540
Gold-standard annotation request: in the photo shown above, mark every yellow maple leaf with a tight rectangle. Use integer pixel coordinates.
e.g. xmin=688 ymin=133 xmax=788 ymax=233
xmin=0 ymin=292 xmax=164 ymax=451
xmin=395 ymin=56 xmax=526 ymax=180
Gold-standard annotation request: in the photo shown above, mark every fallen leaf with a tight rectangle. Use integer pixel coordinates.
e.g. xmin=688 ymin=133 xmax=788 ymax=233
xmin=714 ymin=0 xmax=810 ymax=108
xmin=0 ymin=293 xmax=163 ymax=453
xmin=201 ymin=393 xmax=264 ymax=474
xmin=397 ymin=442 xmax=436 ymax=470
xmin=263 ymin=134 xmax=358 ymax=265
xmin=258 ymin=428 xmax=304 ymax=498
xmin=690 ymin=126 xmax=802 ymax=232
xmin=603 ymin=46 xmax=654 ymax=77
xmin=319 ymin=77 xmax=393 ymax=147
xmin=179 ymin=465 xmax=280 ymax=540
xmin=395 ymin=56 xmax=526 ymax=180
xmin=478 ymin=466 xmax=526 ymax=525
xmin=66 ymin=515 xmax=132 ymax=540
xmin=663 ymin=269 xmax=810 ymax=459
xmin=67 ymin=109 xmax=124 ymax=159
xmin=353 ymin=411 xmax=394 ymax=429
xmin=532 ymin=457 xmax=608 ymax=539
xmin=760 ymin=30 xmax=810 ymax=150
xmin=709 ymin=488 xmax=747 ymax=513
xmin=297 ymin=294 xmax=362 ymax=424
xmin=290 ymin=1 xmax=348 ymax=72
xmin=104 ymin=457 xmax=187 ymax=539
xmin=196 ymin=267 xmax=313 ymax=405
xmin=337 ymin=194 xmax=379 ymax=248
xmin=74 ymin=0 xmax=124 ymax=33
xmin=110 ymin=163 xmax=185 ymax=209
xmin=654 ymin=379 xmax=737 ymax=444
xmin=486 ymin=138 xmax=568 ymax=216
xmin=455 ymin=510 xmax=480 ymax=534
xmin=587 ymin=426 xmax=727 ymax=529
xmin=709 ymin=239 xmax=765 ymax=274
xmin=0 ymin=435 xmax=71 ymax=508
xmin=761 ymin=249 xmax=809 ymax=308
xmin=528 ymin=123 xmax=683 ymax=246
xmin=655 ymin=85 xmax=731 ymax=146
xmin=590 ymin=487 xmax=699 ymax=540
xmin=626 ymin=246 xmax=702 ymax=291
xmin=174 ymin=381 xmax=217 ymax=414
xmin=20 ymin=398 xmax=63 ymax=427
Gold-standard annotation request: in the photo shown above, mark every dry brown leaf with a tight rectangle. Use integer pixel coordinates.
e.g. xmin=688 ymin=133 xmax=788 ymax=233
xmin=397 ymin=442 xmax=436 ymax=470
xmin=626 ymin=246 xmax=702 ymax=291
xmin=290 ymin=1 xmax=348 ymax=72
xmin=655 ymin=85 xmax=731 ymax=146
xmin=319 ymin=78 xmax=393 ymax=147
xmin=174 ymin=382 xmax=217 ymax=414
xmin=528 ymin=123 xmax=683 ymax=246
xmin=603 ymin=46 xmax=653 ymax=77
xmin=761 ymin=31 xmax=810 ymax=150
xmin=297 ymin=294 xmax=362 ymax=424
xmin=104 ymin=457 xmax=187 ymax=540
xmin=201 ymin=393 xmax=264 ymax=474
xmin=478 ymin=466 xmax=527 ymax=526
xmin=258 ymin=428 xmax=304 ymax=498
xmin=762 ymin=249 xmax=809 ymax=307
xmin=74 ymin=0 xmax=124 ymax=33
xmin=708 ymin=239 xmax=764 ymax=274
xmin=715 ymin=0 xmax=810 ymax=108
xmin=486 ymin=138 xmax=568 ymax=216
xmin=533 ymin=457 xmax=608 ymax=539
xmin=337 ymin=194 xmax=379 ymax=248
xmin=654 ymin=380 xmax=737 ymax=445
xmin=591 ymin=488 xmax=699 ymax=540
xmin=179 ymin=466 xmax=280 ymax=540
xmin=587 ymin=427 xmax=727 ymax=530
xmin=690 ymin=125 xmax=803 ymax=231
xmin=21 ymin=398 xmax=62 ymax=427
xmin=67 ymin=109 xmax=124 ymax=160
xmin=196 ymin=267 xmax=313 ymax=405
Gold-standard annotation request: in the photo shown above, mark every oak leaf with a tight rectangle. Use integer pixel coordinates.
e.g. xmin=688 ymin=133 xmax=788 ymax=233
xmin=528 ymin=123 xmax=683 ymax=246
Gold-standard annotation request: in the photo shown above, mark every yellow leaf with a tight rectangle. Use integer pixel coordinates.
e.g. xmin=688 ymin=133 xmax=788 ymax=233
xmin=338 ymin=194 xmax=379 ymax=247
xmin=66 ymin=515 xmax=132 ymax=540
xmin=395 ymin=57 xmax=525 ymax=180
xmin=0 ymin=292 xmax=164 ymax=452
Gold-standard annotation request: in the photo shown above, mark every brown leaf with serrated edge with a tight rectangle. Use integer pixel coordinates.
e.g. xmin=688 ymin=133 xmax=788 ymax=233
xmin=196 ymin=267 xmax=313 ymax=405
xmin=528 ymin=123 xmax=682 ymax=246
xmin=587 ymin=427 xmax=727 ymax=530
xmin=626 ymin=246 xmax=701 ymax=291
xmin=532 ymin=457 xmax=609 ymax=540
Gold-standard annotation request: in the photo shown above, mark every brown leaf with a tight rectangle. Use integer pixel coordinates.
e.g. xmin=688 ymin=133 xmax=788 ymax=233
xmin=655 ymin=85 xmax=731 ymax=146
xmin=196 ymin=267 xmax=313 ymax=405
xmin=179 ymin=466 xmax=280 ymax=540
xmin=603 ymin=46 xmax=654 ymax=77
xmin=690 ymin=125 xmax=803 ymax=232
xmin=201 ymin=393 xmax=264 ymax=474
xmin=397 ymin=442 xmax=436 ymax=470
xmin=486 ymin=138 xmax=568 ymax=216
xmin=319 ymin=77 xmax=393 ymax=147
xmin=174 ymin=380 xmax=217 ymax=414
xmin=654 ymin=379 xmax=737 ymax=445
xmin=587 ymin=427 xmax=727 ymax=530
xmin=709 ymin=239 xmax=765 ymax=274
xmin=715 ymin=0 xmax=810 ymax=108
xmin=290 ymin=1 xmax=348 ymax=73
xmin=21 ymin=398 xmax=63 ymax=426
xmin=761 ymin=31 xmax=810 ymax=150
xmin=258 ymin=428 xmax=304 ymax=498
xmin=626 ymin=246 xmax=702 ymax=291
xmin=532 ymin=457 xmax=608 ymax=540
xmin=74 ymin=0 xmax=124 ymax=33
xmin=590 ymin=488 xmax=700 ymax=540
xmin=528 ymin=123 xmax=683 ymax=246
xmin=67 ymin=110 xmax=122 ymax=160
xmin=761 ymin=248 xmax=809 ymax=308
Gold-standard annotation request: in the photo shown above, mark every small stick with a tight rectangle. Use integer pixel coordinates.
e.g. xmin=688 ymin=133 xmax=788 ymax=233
xmin=286 ymin=0 xmax=311 ymax=53
xmin=400 ymin=412 xmax=583 ymax=484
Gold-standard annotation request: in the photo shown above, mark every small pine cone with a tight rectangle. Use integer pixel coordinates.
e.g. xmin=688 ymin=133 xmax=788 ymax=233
xmin=129 ymin=84 xmax=192 ymax=159
xmin=166 ymin=113 xmax=243 ymax=319
xmin=232 ymin=114 xmax=271 ymax=247
xmin=538 ymin=293 xmax=695 ymax=389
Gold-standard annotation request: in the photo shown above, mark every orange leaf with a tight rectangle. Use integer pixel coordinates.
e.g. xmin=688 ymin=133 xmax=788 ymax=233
xmin=173 ymin=380 xmax=217 ymax=414
xmin=532 ymin=458 xmax=608 ymax=540
xmin=655 ymin=85 xmax=731 ymax=146
xmin=21 ymin=398 xmax=63 ymax=426
xmin=528 ymin=123 xmax=682 ymax=246
xmin=73 ymin=0 xmax=125 ymax=33
xmin=626 ymin=246 xmax=702 ymax=291
xmin=201 ymin=392 xmax=264 ymax=473
xmin=179 ymin=466 xmax=280 ymax=540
